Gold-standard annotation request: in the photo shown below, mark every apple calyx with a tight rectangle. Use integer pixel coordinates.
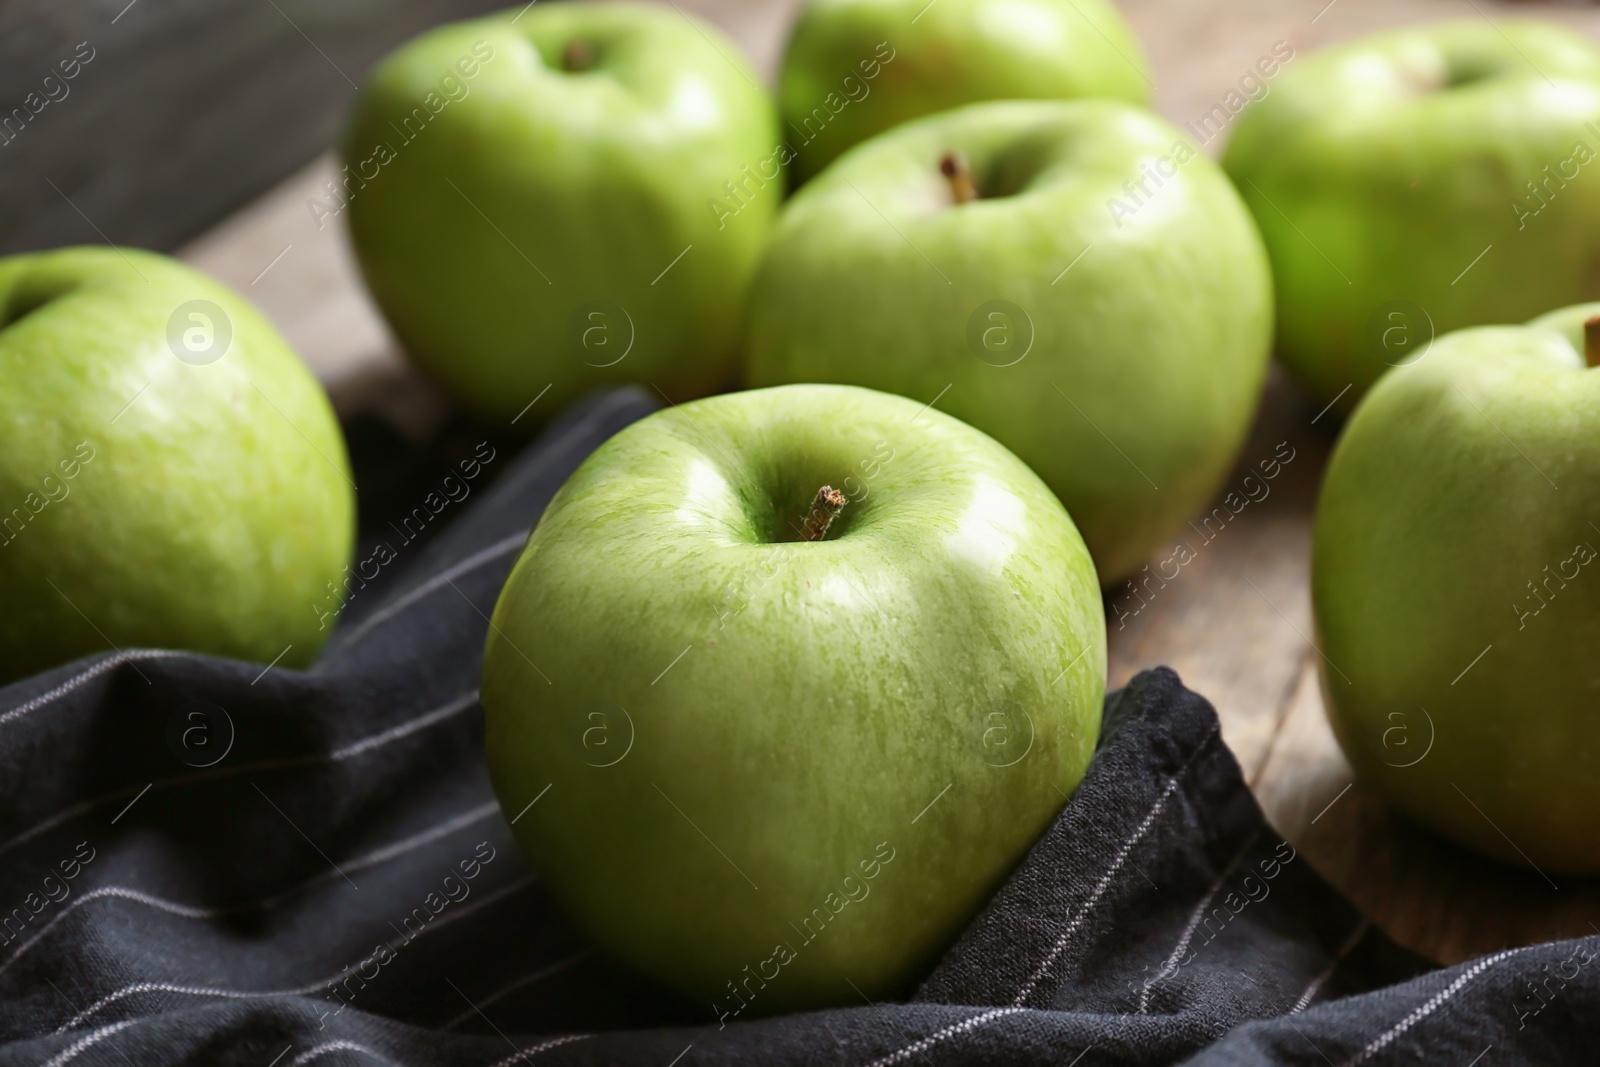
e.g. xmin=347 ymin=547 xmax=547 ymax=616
xmin=562 ymin=39 xmax=597 ymax=73
xmin=1585 ymin=316 xmax=1600 ymax=369
xmin=939 ymin=151 xmax=979 ymax=206
xmin=798 ymin=485 xmax=848 ymax=542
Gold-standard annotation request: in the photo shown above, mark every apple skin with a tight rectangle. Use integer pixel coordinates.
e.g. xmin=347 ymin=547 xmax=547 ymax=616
xmin=482 ymin=383 xmax=1106 ymax=1009
xmin=779 ymin=0 xmax=1149 ymax=182
xmin=343 ymin=3 xmax=778 ymax=424
xmin=745 ymin=100 xmax=1274 ymax=584
xmin=1313 ymin=303 xmax=1600 ymax=874
xmin=1223 ymin=19 xmax=1600 ymax=411
xmin=0 ymin=247 xmax=354 ymax=683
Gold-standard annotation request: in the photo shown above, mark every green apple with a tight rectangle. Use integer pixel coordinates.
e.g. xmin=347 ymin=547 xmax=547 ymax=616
xmin=482 ymin=383 xmax=1105 ymax=1010
xmin=745 ymin=100 xmax=1274 ymax=584
xmin=0 ymin=247 xmax=353 ymax=684
xmin=779 ymin=0 xmax=1149 ymax=182
xmin=343 ymin=3 xmax=778 ymax=424
xmin=1314 ymin=302 xmax=1600 ymax=874
xmin=1224 ymin=19 xmax=1600 ymax=411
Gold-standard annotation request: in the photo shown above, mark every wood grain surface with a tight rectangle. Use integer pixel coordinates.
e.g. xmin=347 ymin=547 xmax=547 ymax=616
xmin=176 ymin=0 xmax=1600 ymax=967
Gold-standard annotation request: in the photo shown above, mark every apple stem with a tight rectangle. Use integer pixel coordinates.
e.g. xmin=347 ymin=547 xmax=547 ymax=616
xmin=939 ymin=151 xmax=979 ymax=205
xmin=562 ymin=39 xmax=596 ymax=72
xmin=1586 ymin=316 xmax=1600 ymax=369
xmin=798 ymin=486 xmax=847 ymax=542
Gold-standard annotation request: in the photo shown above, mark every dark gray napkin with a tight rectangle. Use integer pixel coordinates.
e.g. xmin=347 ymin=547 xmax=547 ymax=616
xmin=0 ymin=388 xmax=1588 ymax=1067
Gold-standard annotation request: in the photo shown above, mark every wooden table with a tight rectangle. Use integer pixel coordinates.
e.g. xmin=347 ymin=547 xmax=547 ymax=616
xmin=178 ymin=0 xmax=1600 ymax=970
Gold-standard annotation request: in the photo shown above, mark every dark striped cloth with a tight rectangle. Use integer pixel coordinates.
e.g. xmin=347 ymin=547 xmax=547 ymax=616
xmin=0 ymin=388 xmax=1591 ymax=1066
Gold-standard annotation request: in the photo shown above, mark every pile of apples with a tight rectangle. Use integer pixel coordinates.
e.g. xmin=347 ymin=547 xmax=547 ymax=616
xmin=5 ymin=0 xmax=1600 ymax=1013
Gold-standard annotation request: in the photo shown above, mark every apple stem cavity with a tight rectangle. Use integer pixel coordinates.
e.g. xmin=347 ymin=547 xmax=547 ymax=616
xmin=939 ymin=151 xmax=979 ymax=206
xmin=1586 ymin=316 xmax=1600 ymax=369
xmin=562 ymin=39 xmax=596 ymax=73
xmin=799 ymin=485 xmax=848 ymax=542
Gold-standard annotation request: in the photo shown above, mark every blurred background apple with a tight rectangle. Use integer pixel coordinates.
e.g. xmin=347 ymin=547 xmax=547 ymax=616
xmin=0 ymin=248 xmax=353 ymax=682
xmin=1314 ymin=303 xmax=1600 ymax=875
xmin=1226 ymin=20 xmax=1600 ymax=410
xmin=778 ymin=0 xmax=1150 ymax=182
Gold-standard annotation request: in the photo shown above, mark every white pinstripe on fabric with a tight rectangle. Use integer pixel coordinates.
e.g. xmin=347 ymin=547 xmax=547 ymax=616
xmin=862 ymin=1008 xmax=1026 ymax=1067
xmin=286 ymin=1040 xmax=404 ymax=1067
xmin=53 ymin=874 xmax=538 ymax=1033
xmin=1136 ymin=832 xmax=1258 ymax=1014
xmin=0 ymin=801 xmax=500 ymax=980
xmin=0 ymin=690 xmax=480 ymax=864
xmin=484 ymin=1033 xmax=591 ymax=1066
xmin=39 ymin=1017 xmax=140 ymax=1067
xmin=323 ymin=531 xmax=530 ymax=656
xmin=0 ymin=650 xmax=181 ymax=729
xmin=1011 ymin=724 xmax=1220 ymax=1008
xmin=1337 ymin=948 xmax=1523 ymax=1066
xmin=442 ymin=951 xmax=593 ymax=1031
xmin=1291 ymin=918 xmax=1369 ymax=1015
xmin=322 ymin=386 xmax=648 ymax=659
